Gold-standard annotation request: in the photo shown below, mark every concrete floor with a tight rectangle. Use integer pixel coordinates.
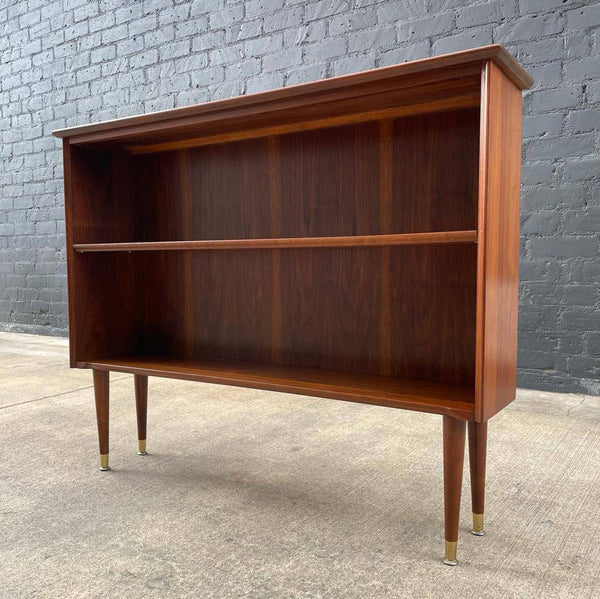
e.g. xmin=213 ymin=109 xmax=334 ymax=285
xmin=1 ymin=332 xmax=599 ymax=599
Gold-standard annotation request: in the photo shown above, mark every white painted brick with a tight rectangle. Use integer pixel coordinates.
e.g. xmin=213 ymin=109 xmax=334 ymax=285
xmin=304 ymin=37 xmax=347 ymax=62
xmin=0 ymin=0 xmax=599 ymax=394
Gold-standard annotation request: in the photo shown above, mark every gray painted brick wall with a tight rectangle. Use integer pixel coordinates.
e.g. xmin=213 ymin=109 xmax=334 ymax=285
xmin=0 ymin=0 xmax=598 ymax=394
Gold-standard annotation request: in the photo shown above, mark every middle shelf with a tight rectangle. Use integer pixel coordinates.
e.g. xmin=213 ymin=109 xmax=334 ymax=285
xmin=73 ymin=230 xmax=477 ymax=253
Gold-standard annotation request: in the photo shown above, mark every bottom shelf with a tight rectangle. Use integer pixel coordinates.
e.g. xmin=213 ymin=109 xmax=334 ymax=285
xmin=80 ymin=356 xmax=475 ymax=419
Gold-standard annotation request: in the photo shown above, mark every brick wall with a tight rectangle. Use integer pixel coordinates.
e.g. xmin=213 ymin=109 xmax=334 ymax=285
xmin=1 ymin=0 xmax=598 ymax=393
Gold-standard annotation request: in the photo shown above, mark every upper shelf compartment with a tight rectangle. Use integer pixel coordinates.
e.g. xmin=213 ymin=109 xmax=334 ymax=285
xmin=67 ymin=107 xmax=481 ymax=246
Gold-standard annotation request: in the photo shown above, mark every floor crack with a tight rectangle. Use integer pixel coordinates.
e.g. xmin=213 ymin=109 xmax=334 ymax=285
xmin=0 ymin=375 xmax=131 ymax=410
xmin=565 ymin=395 xmax=587 ymax=418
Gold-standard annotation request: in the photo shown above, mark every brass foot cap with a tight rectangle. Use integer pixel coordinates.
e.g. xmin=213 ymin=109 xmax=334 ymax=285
xmin=443 ymin=541 xmax=458 ymax=566
xmin=472 ymin=513 xmax=485 ymax=536
xmin=137 ymin=440 xmax=147 ymax=456
xmin=99 ymin=453 xmax=110 ymax=471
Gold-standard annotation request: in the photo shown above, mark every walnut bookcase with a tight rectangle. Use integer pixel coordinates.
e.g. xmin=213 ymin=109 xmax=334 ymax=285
xmin=54 ymin=45 xmax=532 ymax=566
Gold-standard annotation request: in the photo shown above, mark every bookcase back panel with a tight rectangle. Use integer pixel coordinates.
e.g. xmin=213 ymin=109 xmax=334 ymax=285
xmin=388 ymin=245 xmax=476 ymax=383
xmin=131 ymin=107 xmax=479 ymax=242
xmin=392 ymin=108 xmax=479 ymax=233
xmin=126 ymin=244 xmax=476 ymax=386
xmin=278 ymin=122 xmax=382 ymax=237
xmin=134 ymin=140 xmax=274 ymax=241
xmin=70 ymin=146 xmax=135 ymax=244
xmin=70 ymin=252 xmax=138 ymax=362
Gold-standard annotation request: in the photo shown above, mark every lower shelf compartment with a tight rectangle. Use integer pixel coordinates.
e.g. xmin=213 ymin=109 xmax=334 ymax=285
xmin=80 ymin=356 xmax=475 ymax=419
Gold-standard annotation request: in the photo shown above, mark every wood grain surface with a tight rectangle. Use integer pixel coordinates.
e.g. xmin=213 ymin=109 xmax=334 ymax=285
xmin=83 ymin=355 xmax=475 ymax=419
xmin=475 ymin=61 xmax=523 ymax=422
xmin=73 ymin=231 xmax=478 ymax=252
xmin=61 ymin=49 xmax=528 ymax=424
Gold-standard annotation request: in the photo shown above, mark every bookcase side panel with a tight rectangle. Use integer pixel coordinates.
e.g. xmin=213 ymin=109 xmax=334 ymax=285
xmin=476 ymin=61 xmax=523 ymax=422
xmin=62 ymin=140 xmax=77 ymax=367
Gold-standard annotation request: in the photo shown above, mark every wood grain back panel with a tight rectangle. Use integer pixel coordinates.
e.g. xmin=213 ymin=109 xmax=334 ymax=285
xmin=69 ymin=146 xmax=135 ymax=244
xmin=191 ymin=140 xmax=272 ymax=240
xmin=392 ymin=108 xmax=479 ymax=233
xmin=133 ymin=251 xmax=186 ymax=357
xmin=70 ymin=253 xmax=138 ymax=362
xmin=189 ymin=250 xmax=275 ymax=362
xmin=129 ymin=244 xmax=475 ymax=387
xmin=278 ymin=247 xmax=383 ymax=374
xmin=278 ymin=122 xmax=381 ymax=237
xmin=389 ymin=244 xmax=477 ymax=385
xmin=131 ymin=250 xmax=275 ymax=363
xmin=134 ymin=151 xmax=188 ymax=241
xmin=133 ymin=138 xmax=274 ymax=241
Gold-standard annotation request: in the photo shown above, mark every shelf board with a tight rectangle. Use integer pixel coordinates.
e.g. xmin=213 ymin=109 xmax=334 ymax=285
xmin=80 ymin=356 xmax=475 ymax=419
xmin=73 ymin=231 xmax=477 ymax=253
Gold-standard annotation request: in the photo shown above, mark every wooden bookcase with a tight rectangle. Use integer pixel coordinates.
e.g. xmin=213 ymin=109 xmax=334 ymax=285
xmin=54 ymin=45 xmax=532 ymax=565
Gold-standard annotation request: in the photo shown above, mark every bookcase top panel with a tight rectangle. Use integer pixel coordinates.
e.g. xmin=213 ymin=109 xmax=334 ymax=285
xmin=53 ymin=45 xmax=531 ymax=148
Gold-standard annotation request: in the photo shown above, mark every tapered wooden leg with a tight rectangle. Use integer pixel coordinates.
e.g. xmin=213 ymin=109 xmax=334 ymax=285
xmin=443 ymin=416 xmax=466 ymax=566
xmin=93 ymin=369 xmax=110 ymax=471
xmin=468 ymin=421 xmax=487 ymax=536
xmin=134 ymin=374 xmax=148 ymax=456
